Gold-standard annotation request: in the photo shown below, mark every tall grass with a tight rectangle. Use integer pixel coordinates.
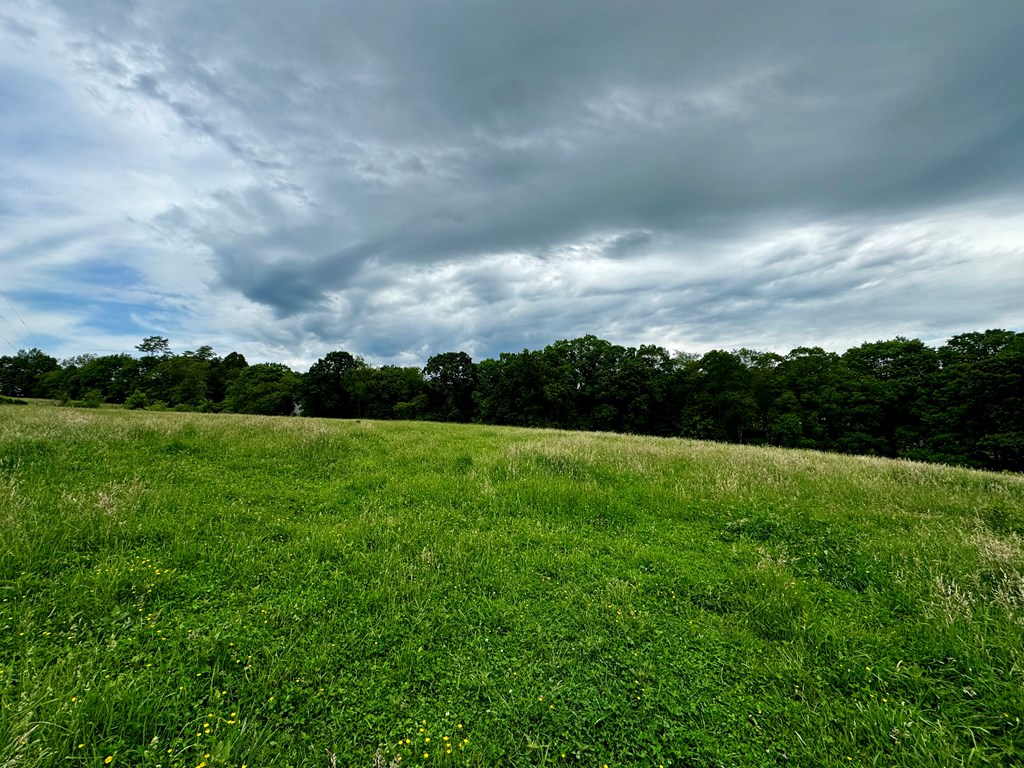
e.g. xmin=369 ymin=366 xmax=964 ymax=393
xmin=1 ymin=405 xmax=1022 ymax=767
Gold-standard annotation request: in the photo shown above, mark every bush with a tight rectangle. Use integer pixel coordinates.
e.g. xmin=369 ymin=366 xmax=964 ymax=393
xmin=74 ymin=390 xmax=104 ymax=408
xmin=0 ymin=395 xmax=29 ymax=405
xmin=125 ymin=390 xmax=149 ymax=410
xmin=123 ymin=391 xmax=148 ymax=409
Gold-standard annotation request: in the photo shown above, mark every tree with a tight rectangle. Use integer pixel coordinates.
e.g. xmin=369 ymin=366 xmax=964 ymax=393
xmin=924 ymin=330 xmax=1024 ymax=469
xmin=75 ymin=354 xmax=140 ymax=403
xmin=224 ymin=363 xmax=299 ymax=415
xmin=207 ymin=352 xmax=248 ymax=404
xmin=423 ymin=351 xmax=477 ymax=422
xmin=349 ymin=366 xmax=426 ymax=419
xmin=183 ymin=345 xmax=216 ymax=361
xmin=0 ymin=348 xmax=59 ymax=397
xmin=136 ymin=336 xmax=172 ymax=358
xmin=540 ymin=336 xmax=626 ymax=430
xmin=474 ymin=350 xmax=552 ymax=427
xmin=613 ymin=344 xmax=676 ymax=435
xmin=687 ymin=350 xmax=757 ymax=442
xmin=155 ymin=354 xmax=211 ymax=407
xmin=768 ymin=347 xmax=885 ymax=454
xmin=843 ymin=338 xmax=939 ymax=456
xmin=937 ymin=329 xmax=1019 ymax=367
xmin=299 ymin=351 xmax=366 ymax=418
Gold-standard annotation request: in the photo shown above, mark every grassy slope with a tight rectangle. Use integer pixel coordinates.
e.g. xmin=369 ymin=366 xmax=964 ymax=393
xmin=1 ymin=406 xmax=1022 ymax=768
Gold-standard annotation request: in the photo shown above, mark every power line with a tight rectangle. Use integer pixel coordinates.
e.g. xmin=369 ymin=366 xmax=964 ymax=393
xmin=0 ymin=289 xmax=42 ymax=349
xmin=0 ymin=311 xmax=26 ymax=352
xmin=0 ymin=326 xmax=17 ymax=354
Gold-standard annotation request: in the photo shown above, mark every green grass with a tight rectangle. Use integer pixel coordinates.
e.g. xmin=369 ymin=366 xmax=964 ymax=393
xmin=1 ymin=405 xmax=1022 ymax=768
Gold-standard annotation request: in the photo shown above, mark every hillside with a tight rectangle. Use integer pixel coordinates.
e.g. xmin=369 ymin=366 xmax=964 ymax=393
xmin=1 ymin=405 xmax=1023 ymax=767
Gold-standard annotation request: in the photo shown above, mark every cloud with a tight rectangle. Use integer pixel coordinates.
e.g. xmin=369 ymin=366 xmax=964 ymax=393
xmin=0 ymin=0 xmax=1022 ymax=365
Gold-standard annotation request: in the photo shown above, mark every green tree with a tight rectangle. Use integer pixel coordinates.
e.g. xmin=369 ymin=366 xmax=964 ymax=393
xmin=184 ymin=345 xmax=216 ymax=361
xmin=540 ymin=336 xmax=627 ymax=430
xmin=843 ymin=337 xmax=939 ymax=456
xmin=75 ymin=354 xmax=141 ymax=404
xmin=924 ymin=330 xmax=1024 ymax=469
xmin=0 ymin=348 xmax=59 ymax=397
xmin=613 ymin=344 xmax=676 ymax=435
xmin=224 ymin=363 xmax=299 ymax=415
xmin=686 ymin=350 xmax=757 ymax=442
xmin=768 ymin=347 xmax=885 ymax=454
xmin=207 ymin=352 xmax=248 ymax=404
xmin=299 ymin=351 xmax=367 ymax=418
xmin=423 ymin=351 xmax=477 ymax=422
xmin=349 ymin=366 xmax=426 ymax=419
xmin=155 ymin=355 xmax=211 ymax=407
xmin=136 ymin=336 xmax=172 ymax=358
xmin=474 ymin=350 xmax=552 ymax=427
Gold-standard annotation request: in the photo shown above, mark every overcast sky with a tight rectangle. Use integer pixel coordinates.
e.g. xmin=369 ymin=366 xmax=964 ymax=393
xmin=2 ymin=0 xmax=1022 ymax=368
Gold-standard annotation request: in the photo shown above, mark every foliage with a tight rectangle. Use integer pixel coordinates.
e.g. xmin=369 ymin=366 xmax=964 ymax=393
xmin=6 ymin=330 xmax=1024 ymax=471
xmin=423 ymin=351 xmax=477 ymax=422
xmin=125 ymin=390 xmax=149 ymax=410
xmin=299 ymin=351 xmax=366 ymax=417
xmin=207 ymin=352 xmax=249 ymax=404
xmin=59 ymin=389 xmax=105 ymax=408
xmin=916 ymin=331 xmax=1024 ymax=470
xmin=348 ymin=365 xmax=427 ymax=419
xmin=0 ymin=348 xmax=59 ymax=397
xmin=1 ymin=407 xmax=1022 ymax=767
xmin=474 ymin=350 xmax=551 ymax=427
xmin=79 ymin=389 xmax=104 ymax=408
xmin=224 ymin=363 xmax=299 ymax=416
xmin=136 ymin=335 xmax=172 ymax=358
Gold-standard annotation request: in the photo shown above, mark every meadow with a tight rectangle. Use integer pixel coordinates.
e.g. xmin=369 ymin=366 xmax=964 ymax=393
xmin=1 ymin=405 xmax=1022 ymax=768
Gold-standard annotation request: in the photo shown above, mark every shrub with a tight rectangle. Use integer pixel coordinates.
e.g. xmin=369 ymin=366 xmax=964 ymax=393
xmin=78 ymin=390 xmax=104 ymax=408
xmin=125 ymin=390 xmax=149 ymax=410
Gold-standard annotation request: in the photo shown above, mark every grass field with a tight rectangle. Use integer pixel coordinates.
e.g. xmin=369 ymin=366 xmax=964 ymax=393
xmin=2 ymin=405 xmax=1023 ymax=767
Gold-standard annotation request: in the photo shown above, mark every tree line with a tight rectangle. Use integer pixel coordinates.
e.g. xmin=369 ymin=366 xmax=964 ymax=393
xmin=2 ymin=330 xmax=1022 ymax=472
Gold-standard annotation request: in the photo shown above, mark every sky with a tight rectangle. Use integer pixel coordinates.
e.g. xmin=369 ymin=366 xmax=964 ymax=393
xmin=1 ymin=0 xmax=1022 ymax=369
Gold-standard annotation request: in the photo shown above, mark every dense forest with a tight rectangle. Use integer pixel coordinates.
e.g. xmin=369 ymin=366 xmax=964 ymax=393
xmin=2 ymin=330 xmax=1022 ymax=472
